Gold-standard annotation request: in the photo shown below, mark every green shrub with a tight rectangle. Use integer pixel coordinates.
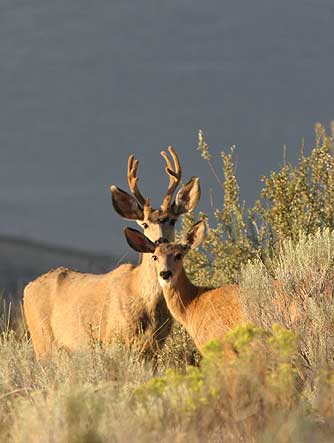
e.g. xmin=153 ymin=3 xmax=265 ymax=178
xmin=155 ymin=323 xmax=201 ymax=371
xmin=254 ymin=122 xmax=334 ymax=249
xmin=181 ymin=130 xmax=258 ymax=286
xmin=183 ymin=123 xmax=334 ymax=286
xmin=135 ymin=324 xmax=312 ymax=442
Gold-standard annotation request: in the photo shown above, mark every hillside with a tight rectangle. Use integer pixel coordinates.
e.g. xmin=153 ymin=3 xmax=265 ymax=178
xmin=0 ymin=235 xmax=121 ymax=299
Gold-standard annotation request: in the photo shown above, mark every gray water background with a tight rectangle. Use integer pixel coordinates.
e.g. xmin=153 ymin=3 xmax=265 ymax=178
xmin=1 ymin=0 xmax=333 ymax=256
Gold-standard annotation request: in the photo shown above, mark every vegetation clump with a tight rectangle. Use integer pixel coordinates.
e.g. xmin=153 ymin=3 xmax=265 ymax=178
xmin=240 ymin=228 xmax=334 ymax=377
xmin=2 ymin=122 xmax=334 ymax=441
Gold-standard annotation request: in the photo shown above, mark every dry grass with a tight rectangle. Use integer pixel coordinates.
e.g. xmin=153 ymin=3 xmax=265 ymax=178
xmin=0 ymin=307 xmax=203 ymax=443
xmin=0 ymin=316 xmax=333 ymax=442
xmin=240 ymin=229 xmax=334 ymax=381
xmin=2 ymin=231 xmax=334 ymax=441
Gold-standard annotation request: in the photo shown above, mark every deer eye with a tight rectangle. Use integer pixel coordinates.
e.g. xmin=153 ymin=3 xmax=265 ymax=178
xmin=175 ymin=253 xmax=182 ymax=261
xmin=170 ymin=219 xmax=176 ymax=226
xmin=152 ymin=255 xmax=158 ymax=261
xmin=142 ymin=223 xmax=149 ymax=229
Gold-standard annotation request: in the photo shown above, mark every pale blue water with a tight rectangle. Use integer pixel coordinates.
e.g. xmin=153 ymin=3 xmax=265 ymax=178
xmin=0 ymin=0 xmax=333 ymax=255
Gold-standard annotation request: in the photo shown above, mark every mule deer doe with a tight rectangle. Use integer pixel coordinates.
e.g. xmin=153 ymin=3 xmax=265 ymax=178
xmin=125 ymin=220 xmax=302 ymax=353
xmin=124 ymin=220 xmax=243 ymax=352
xmin=24 ymin=148 xmax=201 ymax=359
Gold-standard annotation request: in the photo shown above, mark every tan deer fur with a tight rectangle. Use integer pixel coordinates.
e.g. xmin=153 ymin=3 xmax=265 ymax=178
xmin=124 ymin=221 xmax=243 ymax=352
xmin=24 ymin=148 xmax=201 ymax=359
xmin=154 ymin=265 xmax=242 ymax=350
xmin=124 ymin=221 xmax=300 ymax=353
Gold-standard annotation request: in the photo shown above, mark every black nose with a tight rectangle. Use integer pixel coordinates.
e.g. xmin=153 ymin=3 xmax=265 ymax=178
xmin=160 ymin=271 xmax=172 ymax=280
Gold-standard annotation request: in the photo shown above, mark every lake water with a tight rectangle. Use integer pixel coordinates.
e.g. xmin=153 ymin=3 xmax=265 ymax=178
xmin=1 ymin=0 xmax=333 ymax=255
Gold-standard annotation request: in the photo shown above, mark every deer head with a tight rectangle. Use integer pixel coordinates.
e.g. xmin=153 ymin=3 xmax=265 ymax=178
xmin=124 ymin=220 xmax=207 ymax=287
xmin=111 ymin=147 xmax=201 ymax=243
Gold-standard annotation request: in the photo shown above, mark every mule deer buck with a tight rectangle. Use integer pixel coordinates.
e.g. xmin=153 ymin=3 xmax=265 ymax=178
xmin=24 ymin=147 xmax=201 ymax=359
xmin=124 ymin=220 xmax=243 ymax=352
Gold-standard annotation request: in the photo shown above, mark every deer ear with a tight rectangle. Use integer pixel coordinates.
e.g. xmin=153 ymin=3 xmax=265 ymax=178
xmin=184 ymin=220 xmax=207 ymax=249
xmin=124 ymin=228 xmax=156 ymax=253
xmin=111 ymin=186 xmax=144 ymax=220
xmin=172 ymin=177 xmax=201 ymax=215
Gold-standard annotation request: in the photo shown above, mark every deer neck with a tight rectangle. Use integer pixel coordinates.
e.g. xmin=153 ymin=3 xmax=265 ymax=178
xmin=135 ymin=253 xmax=161 ymax=304
xmin=161 ymin=268 xmax=198 ymax=329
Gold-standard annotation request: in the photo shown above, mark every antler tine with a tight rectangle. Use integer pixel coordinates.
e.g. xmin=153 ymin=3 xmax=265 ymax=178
xmin=168 ymin=146 xmax=182 ymax=179
xmin=160 ymin=146 xmax=182 ymax=212
xmin=160 ymin=150 xmax=173 ymax=173
xmin=127 ymin=154 xmax=146 ymax=207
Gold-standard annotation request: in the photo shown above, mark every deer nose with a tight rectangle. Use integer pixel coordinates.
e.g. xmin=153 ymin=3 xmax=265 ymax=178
xmin=160 ymin=271 xmax=172 ymax=280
